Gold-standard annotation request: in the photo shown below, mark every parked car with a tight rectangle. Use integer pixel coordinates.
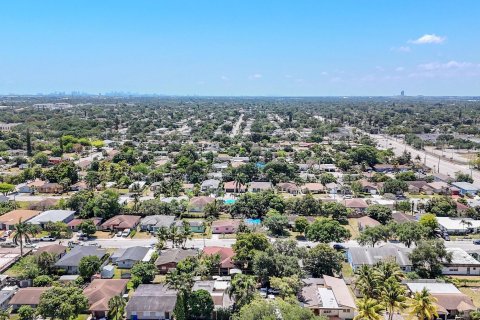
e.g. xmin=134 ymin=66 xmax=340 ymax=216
xmin=121 ymin=229 xmax=131 ymax=237
xmin=333 ymin=243 xmax=346 ymax=251
xmin=473 ymin=239 xmax=480 ymax=245
xmin=24 ymin=243 xmax=38 ymax=249
xmin=40 ymin=236 xmax=57 ymax=242
xmin=116 ymin=231 xmax=123 ymax=237
xmin=0 ymin=242 xmax=17 ymax=248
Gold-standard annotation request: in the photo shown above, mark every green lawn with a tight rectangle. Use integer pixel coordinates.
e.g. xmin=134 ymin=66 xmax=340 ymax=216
xmin=460 ymin=287 xmax=480 ymax=307
xmin=341 ymin=262 xmax=354 ymax=278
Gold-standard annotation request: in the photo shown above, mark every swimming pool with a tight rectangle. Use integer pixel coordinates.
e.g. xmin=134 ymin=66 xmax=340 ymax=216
xmin=224 ymin=199 xmax=236 ymax=205
xmin=245 ymin=218 xmax=261 ymax=225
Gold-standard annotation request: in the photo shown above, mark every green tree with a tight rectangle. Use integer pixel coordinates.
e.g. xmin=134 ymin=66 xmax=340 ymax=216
xmin=382 ymin=179 xmax=408 ymax=195
xmin=188 ymin=289 xmax=214 ymax=319
xmin=108 ymin=295 xmax=126 ymax=320
xmin=382 ymin=278 xmax=407 ymax=320
xmin=357 ymin=225 xmax=390 ymax=247
xmin=294 ymin=216 xmax=309 ymax=235
xmin=37 ymin=286 xmax=89 ymax=320
xmin=263 ymin=209 xmax=289 ymax=236
xmin=79 ymin=219 xmax=97 ymax=237
xmin=355 ymin=265 xmax=380 ymax=299
xmin=33 ymin=275 xmax=53 ymax=287
xmin=18 ymin=305 xmax=35 ymax=320
xmin=12 ymin=218 xmax=32 ymax=256
xmin=366 ymin=204 xmax=392 ymax=224
xmin=409 ymin=239 xmax=452 ymax=278
xmin=0 ymin=182 xmax=14 ymax=196
xmin=79 ymin=255 xmax=101 ymax=280
xmin=26 ymin=128 xmax=32 ymax=156
xmin=354 ymin=298 xmax=384 ymax=320
xmin=270 ymin=275 xmax=302 ymax=298
xmin=228 ymin=274 xmax=257 ymax=310
xmin=233 ymin=297 xmax=322 ymax=320
xmin=425 ymin=196 xmax=457 ymax=217
xmin=395 ymin=222 xmax=427 ymax=247
xmin=131 ymin=262 xmax=156 ymax=286
xmin=304 ymin=244 xmax=343 ymax=277
xmin=322 ymin=201 xmax=349 ymax=223
xmin=408 ymin=288 xmax=438 ymax=320
xmin=232 ymin=233 xmax=270 ymax=269
xmin=305 ymin=218 xmax=351 ymax=243
xmin=35 ymin=252 xmax=57 ymax=274
xmin=418 ymin=213 xmax=438 ymax=237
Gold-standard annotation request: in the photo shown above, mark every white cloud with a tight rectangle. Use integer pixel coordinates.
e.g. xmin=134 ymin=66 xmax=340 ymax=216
xmin=418 ymin=60 xmax=476 ymax=70
xmin=410 ymin=34 xmax=446 ymax=44
xmin=395 ymin=67 xmax=405 ymax=72
xmin=391 ymin=46 xmax=411 ymax=52
xmin=249 ymin=73 xmax=262 ymax=79
xmin=320 ymin=71 xmax=328 ymax=76
xmin=220 ymin=75 xmax=229 ymax=81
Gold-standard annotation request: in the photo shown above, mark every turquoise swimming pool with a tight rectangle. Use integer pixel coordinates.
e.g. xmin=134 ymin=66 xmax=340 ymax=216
xmin=224 ymin=199 xmax=236 ymax=205
xmin=245 ymin=218 xmax=261 ymax=225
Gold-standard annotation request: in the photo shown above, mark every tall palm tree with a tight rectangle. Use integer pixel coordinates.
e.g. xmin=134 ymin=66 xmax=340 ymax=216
xmin=156 ymin=226 xmax=170 ymax=249
xmin=382 ymin=279 xmax=407 ymax=320
xmin=375 ymin=260 xmax=404 ymax=283
xmin=201 ymin=221 xmax=209 ymax=247
xmin=12 ymin=218 xmax=32 ymax=256
xmin=355 ymin=265 xmax=379 ymax=299
xmin=108 ymin=296 xmax=126 ymax=320
xmin=227 ymin=274 xmax=257 ymax=310
xmin=354 ymin=298 xmax=384 ymax=320
xmin=408 ymin=288 xmax=438 ymax=320
xmin=234 ymin=173 xmax=247 ymax=193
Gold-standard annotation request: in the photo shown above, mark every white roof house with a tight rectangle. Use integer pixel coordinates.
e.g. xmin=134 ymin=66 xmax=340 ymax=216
xmin=406 ymin=282 xmax=461 ymax=294
xmin=29 ymin=210 xmax=75 ymax=226
xmin=436 ymin=217 xmax=480 ymax=233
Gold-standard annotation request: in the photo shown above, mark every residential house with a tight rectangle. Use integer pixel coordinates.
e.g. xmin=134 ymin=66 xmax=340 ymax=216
xmin=155 ymin=248 xmax=198 ymax=274
xmin=28 ymin=198 xmax=59 ymax=211
xmin=356 ymin=216 xmax=380 ymax=231
xmin=188 ymin=196 xmax=215 ymax=212
xmin=84 ymin=279 xmax=129 ymax=319
xmin=0 ymin=286 xmax=16 ymax=310
xmin=126 ymin=284 xmax=177 ymax=320
xmin=201 ymin=179 xmax=221 ymax=193
xmin=436 ymin=217 xmax=480 ymax=234
xmin=248 ymin=181 xmax=273 ymax=193
xmin=302 ymin=183 xmax=324 ymax=194
xmin=29 ymin=210 xmax=75 ymax=228
xmin=406 ymin=282 xmax=475 ymax=320
xmin=129 ymin=181 xmax=146 ymax=191
xmin=0 ymin=210 xmax=40 ymax=230
xmin=277 ymin=182 xmax=300 ymax=195
xmin=111 ymin=246 xmax=153 ymax=269
xmin=358 ymin=180 xmax=379 ymax=195
xmin=373 ymin=164 xmax=409 ymax=173
xmin=186 ymin=220 xmax=205 ymax=233
xmin=344 ymin=199 xmax=369 ymax=216
xmin=407 ymin=181 xmax=433 ymax=195
xmin=451 ymin=182 xmax=479 ymax=196
xmin=67 ymin=217 xmax=102 ymax=231
xmin=211 ymin=220 xmax=240 ymax=234
xmin=54 ymin=246 xmax=106 ymax=274
xmin=443 ymin=248 xmax=480 ymax=275
xmin=203 ymin=246 xmax=235 ymax=275
xmin=37 ymin=182 xmax=63 ymax=194
xmin=101 ymin=215 xmax=141 ymax=231
xmin=9 ymin=287 xmax=50 ymax=310
xmin=192 ymin=280 xmax=233 ymax=310
xmin=34 ymin=244 xmax=67 ymax=260
xmin=391 ymin=212 xmax=416 ymax=223
xmin=301 ymin=276 xmax=356 ymax=319
xmin=427 ymin=181 xmax=451 ymax=194
xmin=347 ymin=244 xmax=413 ymax=272
xmin=140 ymin=215 xmax=176 ymax=232
xmin=224 ymin=181 xmax=246 ymax=193
xmin=70 ymin=181 xmax=88 ymax=191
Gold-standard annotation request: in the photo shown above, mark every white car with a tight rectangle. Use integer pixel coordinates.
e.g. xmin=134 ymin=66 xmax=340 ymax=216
xmin=25 ymin=243 xmax=38 ymax=249
xmin=121 ymin=229 xmax=131 ymax=237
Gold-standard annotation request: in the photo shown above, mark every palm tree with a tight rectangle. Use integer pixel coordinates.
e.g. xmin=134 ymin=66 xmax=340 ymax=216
xmin=375 ymin=260 xmax=404 ymax=283
xmin=408 ymin=288 xmax=438 ymax=320
xmin=0 ymin=307 xmax=11 ymax=320
xmin=156 ymin=226 xmax=170 ymax=249
xmin=355 ymin=265 xmax=379 ymax=299
xmin=234 ymin=173 xmax=247 ymax=193
xmin=227 ymin=274 xmax=257 ymax=310
xmin=354 ymin=298 xmax=384 ymax=320
xmin=382 ymin=279 xmax=407 ymax=320
xmin=201 ymin=221 xmax=209 ymax=247
xmin=12 ymin=218 xmax=32 ymax=256
xmin=108 ymin=296 xmax=126 ymax=320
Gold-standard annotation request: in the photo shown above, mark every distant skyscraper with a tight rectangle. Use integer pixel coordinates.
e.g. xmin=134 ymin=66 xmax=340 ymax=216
xmin=400 ymin=90 xmax=405 ymax=96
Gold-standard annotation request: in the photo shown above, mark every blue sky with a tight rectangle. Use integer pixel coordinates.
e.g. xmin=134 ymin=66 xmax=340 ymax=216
xmin=1 ymin=1 xmax=479 ymax=96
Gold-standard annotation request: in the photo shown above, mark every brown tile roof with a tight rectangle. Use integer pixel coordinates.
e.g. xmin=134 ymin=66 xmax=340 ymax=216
xmin=101 ymin=215 xmax=141 ymax=229
xmin=189 ymin=196 xmax=215 ymax=207
xmin=345 ymin=198 xmax=369 ymax=208
xmin=28 ymin=198 xmax=59 ymax=210
xmin=203 ymin=246 xmax=235 ymax=269
xmin=433 ymin=293 xmax=475 ymax=312
xmin=223 ymin=181 xmax=246 ymax=191
xmin=84 ymin=279 xmax=129 ymax=312
xmin=211 ymin=219 xmax=241 ymax=228
xmin=34 ymin=244 xmax=67 ymax=256
xmin=9 ymin=287 xmax=50 ymax=306
xmin=0 ymin=210 xmax=40 ymax=225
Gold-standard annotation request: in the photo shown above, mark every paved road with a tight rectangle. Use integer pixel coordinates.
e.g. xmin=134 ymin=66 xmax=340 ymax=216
xmin=231 ymin=113 xmax=244 ymax=137
xmin=371 ymin=133 xmax=479 ymax=184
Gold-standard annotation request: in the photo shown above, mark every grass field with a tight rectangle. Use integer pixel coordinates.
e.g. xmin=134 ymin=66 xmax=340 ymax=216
xmin=347 ymin=218 xmax=360 ymax=238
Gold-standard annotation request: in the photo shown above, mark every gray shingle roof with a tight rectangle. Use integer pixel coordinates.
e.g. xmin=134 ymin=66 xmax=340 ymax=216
xmin=348 ymin=244 xmax=412 ymax=267
xmin=140 ymin=215 xmax=176 ymax=228
xmin=155 ymin=248 xmax=198 ymax=266
xmin=115 ymin=246 xmax=150 ymax=262
xmin=55 ymin=246 xmax=106 ymax=268
xmin=126 ymin=284 xmax=177 ymax=313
